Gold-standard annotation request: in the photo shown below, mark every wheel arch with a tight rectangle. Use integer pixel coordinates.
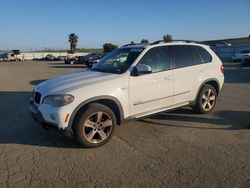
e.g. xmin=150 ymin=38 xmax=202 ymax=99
xmin=68 ymin=96 xmax=124 ymax=135
xmin=193 ymin=78 xmax=221 ymax=105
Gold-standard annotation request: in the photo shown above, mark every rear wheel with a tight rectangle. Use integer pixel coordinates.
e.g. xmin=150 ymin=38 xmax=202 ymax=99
xmin=74 ymin=103 xmax=116 ymax=148
xmin=193 ymin=84 xmax=217 ymax=114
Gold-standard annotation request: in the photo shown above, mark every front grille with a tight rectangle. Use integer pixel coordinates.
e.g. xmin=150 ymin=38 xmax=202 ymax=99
xmin=34 ymin=92 xmax=41 ymax=104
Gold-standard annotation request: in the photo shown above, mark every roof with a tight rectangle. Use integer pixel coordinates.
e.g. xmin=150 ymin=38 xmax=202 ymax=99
xmin=121 ymin=40 xmax=207 ymax=49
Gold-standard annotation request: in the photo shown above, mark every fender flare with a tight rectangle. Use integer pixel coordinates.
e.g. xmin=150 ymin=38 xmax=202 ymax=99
xmin=67 ymin=95 xmax=124 ymax=132
xmin=192 ymin=78 xmax=221 ymax=106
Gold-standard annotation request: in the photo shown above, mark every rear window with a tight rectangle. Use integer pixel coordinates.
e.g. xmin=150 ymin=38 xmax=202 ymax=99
xmin=170 ymin=45 xmax=203 ymax=69
xmin=195 ymin=46 xmax=212 ymax=63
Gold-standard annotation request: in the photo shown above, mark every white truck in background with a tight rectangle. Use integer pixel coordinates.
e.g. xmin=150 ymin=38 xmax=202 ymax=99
xmin=0 ymin=50 xmax=24 ymax=62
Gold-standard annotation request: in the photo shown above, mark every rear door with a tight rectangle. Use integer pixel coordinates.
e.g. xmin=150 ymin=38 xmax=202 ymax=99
xmin=170 ymin=45 xmax=206 ymax=105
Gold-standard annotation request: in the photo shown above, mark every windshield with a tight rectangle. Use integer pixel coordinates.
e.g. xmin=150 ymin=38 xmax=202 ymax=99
xmin=91 ymin=47 xmax=144 ymax=74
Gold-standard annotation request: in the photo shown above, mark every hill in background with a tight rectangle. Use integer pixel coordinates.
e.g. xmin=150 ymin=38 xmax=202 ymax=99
xmin=203 ymin=37 xmax=250 ymax=45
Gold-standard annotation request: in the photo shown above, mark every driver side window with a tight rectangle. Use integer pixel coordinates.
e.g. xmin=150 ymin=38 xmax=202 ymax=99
xmin=138 ymin=46 xmax=170 ymax=73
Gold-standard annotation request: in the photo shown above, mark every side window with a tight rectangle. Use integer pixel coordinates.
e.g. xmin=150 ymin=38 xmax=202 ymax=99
xmin=138 ymin=47 xmax=170 ymax=73
xmin=170 ymin=45 xmax=203 ymax=69
xmin=196 ymin=46 xmax=212 ymax=63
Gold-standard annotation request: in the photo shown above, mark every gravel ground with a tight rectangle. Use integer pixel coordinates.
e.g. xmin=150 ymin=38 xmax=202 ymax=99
xmin=0 ymin=61 xmax=249 ymax=188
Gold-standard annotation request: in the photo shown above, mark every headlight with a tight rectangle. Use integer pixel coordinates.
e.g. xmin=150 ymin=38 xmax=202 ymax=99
xmin=43 ymin=94 xmax=74 ymax=107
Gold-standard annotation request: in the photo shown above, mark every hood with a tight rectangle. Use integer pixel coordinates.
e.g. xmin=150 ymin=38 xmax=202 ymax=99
xmin=36 ymin=70 xmax=118 ymax=95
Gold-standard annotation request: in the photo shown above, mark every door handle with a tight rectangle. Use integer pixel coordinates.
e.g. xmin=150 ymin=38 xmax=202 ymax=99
xmin=164 ymin=76 xmax=174 ymax=80
xmin=200 ymin=69 xmax=206 ymax=73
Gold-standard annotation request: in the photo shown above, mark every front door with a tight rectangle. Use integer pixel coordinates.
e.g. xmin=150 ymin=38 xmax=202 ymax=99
xmin=129 ymin=46 xmax=174 ymax=116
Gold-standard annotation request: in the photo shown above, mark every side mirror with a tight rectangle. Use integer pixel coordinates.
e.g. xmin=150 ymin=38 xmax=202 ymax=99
xmin=131 ymin=64 xmax=152 ymax=76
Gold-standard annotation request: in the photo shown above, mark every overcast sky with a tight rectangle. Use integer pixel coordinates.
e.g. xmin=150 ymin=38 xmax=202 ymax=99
xmin=0 ymin=0 xmax=250 ymax=51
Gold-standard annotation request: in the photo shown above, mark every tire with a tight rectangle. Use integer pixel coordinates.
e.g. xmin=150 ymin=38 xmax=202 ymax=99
xmin=85 ymin=61 xmax=90 ymax=67
xmin=87 ymin=62 xmax=93 ymax=68
xmin=74 ymin=103 xmax=116 ymax=148
xmin=193 ymin=84 xmax=217 ymax=114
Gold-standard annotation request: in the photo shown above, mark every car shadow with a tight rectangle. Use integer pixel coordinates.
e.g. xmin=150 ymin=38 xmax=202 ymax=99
xmin=0 ymin=91 xmax=249 ymax=149
xmin=46 ymin=62 xmax=64 ymax=65
xmin=138 ymin=107 xmax=250 ymax=130
xmin=0 ymin=91 xmax=81 ymax=148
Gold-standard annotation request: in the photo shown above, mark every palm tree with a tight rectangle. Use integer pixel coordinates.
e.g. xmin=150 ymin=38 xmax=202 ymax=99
xmin=68 ymin=33 xmax=79 ymax=53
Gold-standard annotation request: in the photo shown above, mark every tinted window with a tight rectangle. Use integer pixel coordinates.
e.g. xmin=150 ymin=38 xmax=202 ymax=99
xmin=170 ymin=45 xmax=203 ymax=69
xmin=138 ymin=47 xmax=170 ymax=73
xmin=196 ymin=46 xmax=212 ymax=63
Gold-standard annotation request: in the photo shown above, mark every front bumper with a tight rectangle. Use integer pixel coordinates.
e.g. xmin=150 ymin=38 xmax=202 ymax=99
xmin=30 ymin=100 xmax=58 ymax=128
xmin=29 ymin=100 xmax=73 ymax=137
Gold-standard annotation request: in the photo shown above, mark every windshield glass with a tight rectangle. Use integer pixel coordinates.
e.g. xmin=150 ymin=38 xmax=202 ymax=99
xmin=91 ymin=47 xmax=144 ymax=74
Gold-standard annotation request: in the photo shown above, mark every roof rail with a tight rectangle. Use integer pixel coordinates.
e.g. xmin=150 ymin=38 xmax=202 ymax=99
xmin=151 ymin=39 xmax=202 ymax=45
xmin=151 ymin=40 xmax=164 ymax=45
xmin=122 ymin=43 xmax=149 ymax=47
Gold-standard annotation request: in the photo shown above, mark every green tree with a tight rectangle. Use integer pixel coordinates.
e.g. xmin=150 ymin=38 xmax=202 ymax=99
xmin=103 ymin=43 xmax=118 ymax=53
xmin=163 ymin=34 xmax=172 ymax=42
xmin=68 ymin=33 xmax=79 ymax=53
xmin=141 ymin=39 xmax=149 ymax=44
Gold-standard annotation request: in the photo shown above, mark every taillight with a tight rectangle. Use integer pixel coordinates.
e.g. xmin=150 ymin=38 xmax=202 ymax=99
xmin=220 ymin=65 xmax=224 ymax=74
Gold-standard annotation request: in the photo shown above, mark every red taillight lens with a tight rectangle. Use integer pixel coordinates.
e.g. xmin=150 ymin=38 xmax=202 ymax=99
xmin=220 ymin=65 xmax=224 ymax=74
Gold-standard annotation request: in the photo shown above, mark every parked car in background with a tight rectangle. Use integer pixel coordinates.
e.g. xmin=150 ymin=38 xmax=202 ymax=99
xmin=212 ymin=42 xmax=232 ymax=47
xmin=85 ymin=53 xmax=108 ymax=68
xmin=76 ymin=56 xmax=88 ymax=64
xmin=34 ymin=54 xmax=63 ymax=61
xmin=70 ymin=53 xmax=107 ymax=67
xmin=81 ymin=53 xmax=101 ymax=66
xmin=0 ymin=53 xmax=8 ymax=61
xmin=232 ymin=50 xmax=250 ymax=62
xmin=64 ymin=56 xmax=79 ymax=64
xmin=44 ymin=54 xmax=57 ymax=61
xmin=57 ymin=56 xmax=66 ymax=61
xmin=242 ymin=56 xmax=250 ymax=66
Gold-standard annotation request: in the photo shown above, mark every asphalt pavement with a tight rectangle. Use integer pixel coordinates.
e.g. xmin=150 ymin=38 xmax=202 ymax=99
xmin=0 ymin=61 xmax=249 ymax=188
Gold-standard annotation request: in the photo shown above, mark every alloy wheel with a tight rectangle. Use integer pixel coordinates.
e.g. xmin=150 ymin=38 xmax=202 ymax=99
xmin=82 ymin=111 xmax=113 ymax=144
xmin=201 ymin=89 xmax=216 ymax=111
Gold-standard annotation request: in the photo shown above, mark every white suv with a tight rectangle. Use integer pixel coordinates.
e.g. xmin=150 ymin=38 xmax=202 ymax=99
xmin=30 ymin=41 xmax=224 ymax=147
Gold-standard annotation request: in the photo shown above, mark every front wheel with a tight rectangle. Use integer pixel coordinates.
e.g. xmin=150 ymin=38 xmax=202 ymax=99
xmin=74 ymin=103 xmax=116 ymax=148
xmin=193 ymin=84 xmax=217 ymax=114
